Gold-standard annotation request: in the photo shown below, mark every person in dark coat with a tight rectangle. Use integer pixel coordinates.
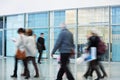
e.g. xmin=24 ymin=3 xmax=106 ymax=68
xmin=37 ymin=33 xmax=46 ymax=64
xmin=83 ymin=31 xmax=107 ymax=80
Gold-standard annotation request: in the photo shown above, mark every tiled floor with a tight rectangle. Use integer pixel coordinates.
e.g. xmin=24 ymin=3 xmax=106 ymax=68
xmin=0 ymin=57 xmax=120 ymax=80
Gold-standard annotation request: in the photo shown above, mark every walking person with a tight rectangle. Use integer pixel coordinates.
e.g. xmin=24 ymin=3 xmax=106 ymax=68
xmin=37 ymin=33 xmax=46 ymax=64
xmin=24 ymin=29 xmax=39 ymax=79
xmin=11 ymin=28 xmax=26 ymax=78
xmin=51 ymin=23 xmax=75 ymax=80
xmin=83 ymin=31 xmax=102 ymax=80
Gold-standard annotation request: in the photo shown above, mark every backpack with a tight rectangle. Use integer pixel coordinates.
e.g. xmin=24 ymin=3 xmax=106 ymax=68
xmin=97 ymin=40 xmax=107 ymax=55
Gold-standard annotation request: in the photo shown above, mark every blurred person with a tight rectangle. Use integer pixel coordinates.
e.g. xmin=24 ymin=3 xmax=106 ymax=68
xmin=37 ymin=33 xmax=46 ymax=64
xmin=83 ymin=31 xmax=102 ymax=80
xmin=24 ymin=29 xmax=39 ymax=79
xmin=11 ymin=28 xmax=26 ymax=78
xmin=51 ymin=23 xmax=75 ymax=80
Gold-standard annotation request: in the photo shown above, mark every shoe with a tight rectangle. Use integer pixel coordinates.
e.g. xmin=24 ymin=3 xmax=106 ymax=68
xmin=38 ymin=62 xmax=41 ymax=64
xmin=25 ymin=76 xmax=30 ymax=79
xmin=101 ymin=75 xmax=107 ymax=78
xmin=34 ymin=75 xmax=39 ymax=78
xmin=83 ymin=75 xmax=88 ymax=79
xmin=11 ymin=75 xmax=17 ymax=78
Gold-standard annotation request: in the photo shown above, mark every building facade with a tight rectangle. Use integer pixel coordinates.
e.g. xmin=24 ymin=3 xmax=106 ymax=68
xmin=0 ymin=5 xmax=120 ymax=61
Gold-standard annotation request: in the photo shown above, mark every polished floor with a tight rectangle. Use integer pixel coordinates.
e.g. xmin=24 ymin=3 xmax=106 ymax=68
xmin=0 ymin=57 xmax=120 ymax=80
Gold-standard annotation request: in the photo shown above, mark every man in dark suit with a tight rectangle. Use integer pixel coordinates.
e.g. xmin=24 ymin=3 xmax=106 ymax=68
xmin=37 ymin=33 xmax=46 ymax=64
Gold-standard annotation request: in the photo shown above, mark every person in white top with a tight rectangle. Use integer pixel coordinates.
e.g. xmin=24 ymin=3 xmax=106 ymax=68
xmin=24 ymin=29 xmax=39 ymax=79
xmin=11 ymin=28 xmax=26 ymax=78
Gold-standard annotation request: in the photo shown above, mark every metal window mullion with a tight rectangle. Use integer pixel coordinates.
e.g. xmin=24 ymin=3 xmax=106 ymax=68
xmin=108 ymin=6 xmax=112 ymax=63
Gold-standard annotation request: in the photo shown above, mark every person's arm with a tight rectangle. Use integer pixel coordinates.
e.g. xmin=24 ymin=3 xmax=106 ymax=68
xmin=52 ymin=32 xmax=63 ymax=54
xmin=15 ymin=36 xmax=22 ymax=48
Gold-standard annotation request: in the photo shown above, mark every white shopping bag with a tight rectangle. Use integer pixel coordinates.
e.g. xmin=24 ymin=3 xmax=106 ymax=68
xmin=76 ymin=53 xmax=89 ymax=64
xmin=77 ymin=47 xmax=97 ymax=64
xmin=85 ymin=47 xmax=96 ymax=61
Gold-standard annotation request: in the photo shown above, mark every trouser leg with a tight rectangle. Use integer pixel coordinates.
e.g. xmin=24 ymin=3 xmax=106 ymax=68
xmin=38 ymin=50 xmax=43 ymax=62
xmin=90 ymin=60 xmax=101 ymax=78
xmin=25 ymin=57 xmax=30 ymax=77
xmin=31 ymin=57 xmax=39 ymax=76
xmin=99 ymin=62 xmax=107 ymax=76
xmin=13 ymin=57 xmax=18 ymax=76
xmin=56 ymin=53 xmax=74 ymax=80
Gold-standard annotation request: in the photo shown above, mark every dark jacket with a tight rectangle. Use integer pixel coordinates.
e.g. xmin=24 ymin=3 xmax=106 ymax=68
xmin=37 ymin=37 xmax=46 ymax=50
xmin=52 ymin=28 xmax=74 ymax=54
xmin=87 ymin=35 xmax=100 ymax=55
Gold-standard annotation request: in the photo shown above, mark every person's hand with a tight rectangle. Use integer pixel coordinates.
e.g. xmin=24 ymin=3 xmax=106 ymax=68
xmin=12 ymin=40 xmax=16 ymax=42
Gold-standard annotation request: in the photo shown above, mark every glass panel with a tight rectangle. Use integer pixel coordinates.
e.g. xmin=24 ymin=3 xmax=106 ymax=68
xmin=0 ymin=31 xmax=2 ymax=56
xmin=0 ymin=17 xmax=3 ymax=29
xmin=112 ymin=7 xmax=120 ymax=25
xmin=6 ymin=14 xmax=24 ymax=29
xmin=111 ymin=7 xmax=120 ymax=61
xmin=112 ymin=26 xmax=120 ymax=61
xmin=28 ymin=12 xmax=49 ymax=27
xmin=54 ymin=10 xmax=65 ymax=26
xmin=78 ymin=26 xmax=109 ymax=61
xmin=66 ymin=10 xmax=76 ymax=25
xmin=54 ymin=10 xmax=76 ymax=26
xmin=33 ymin=28 xmax=49 ymax=58
xmin=6 ymin=29 xmax=18 ymax=56
xmin=78 ymin=8 xmax=109 ymax=25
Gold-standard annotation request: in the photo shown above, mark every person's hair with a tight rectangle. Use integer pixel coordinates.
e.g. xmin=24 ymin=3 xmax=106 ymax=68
xmin=26 ymin=29 xmax=33 ymax=36
xmin=17 ymin=28 xmax=25 ymax=34
xmin=40 ymin=33 xmax=44 ymax=35
xmin=91 ymin=32 xmax=98 ymax=36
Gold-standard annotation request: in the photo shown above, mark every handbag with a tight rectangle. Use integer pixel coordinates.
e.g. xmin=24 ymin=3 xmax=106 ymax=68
xmin=70 ymin=49 xmax=75 ymax=57
xmin=16 ymin=49 xmax=26 ymax=59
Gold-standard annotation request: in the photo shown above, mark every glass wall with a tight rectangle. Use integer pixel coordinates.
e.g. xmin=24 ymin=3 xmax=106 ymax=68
xmin=27 ymin=12 xmax=49 ymax=58
xmin=112 ymin=6 xmax=120 ymax=61
xmin=5 ymin=14 xmax=24 ymax=56
xmin=78 ymin=7 xmax=110 ymax=61
xmin=2 ymin=5 xmax=120 ymax=62
xmin=28 ymin=12 xmax=49 ymax=27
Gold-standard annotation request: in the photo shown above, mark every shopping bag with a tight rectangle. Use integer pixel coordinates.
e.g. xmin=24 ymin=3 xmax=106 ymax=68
xmin=85 ymin=47 xmax=96 ymax=61
xmin=16 ymin=49 xmax=26 ymax=59
xmin=70 ymin=49 xmax=75 ymax=57
xmin=76 ymin=53 xmax=89 ymax=64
